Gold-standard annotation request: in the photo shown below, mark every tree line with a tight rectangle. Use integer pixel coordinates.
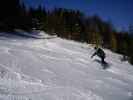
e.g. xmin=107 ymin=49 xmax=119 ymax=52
xmin=0 ymin=0 xmax=133 ymax=64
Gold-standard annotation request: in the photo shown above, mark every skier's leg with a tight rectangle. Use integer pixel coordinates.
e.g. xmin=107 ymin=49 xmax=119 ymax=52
xmin=101 ymin=57 xmax=109 ymax=69
xmin=101 ymin=57 xmax=105 ymax=64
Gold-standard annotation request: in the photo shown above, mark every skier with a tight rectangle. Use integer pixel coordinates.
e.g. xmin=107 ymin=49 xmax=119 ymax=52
xmin=91 ymin=47 xmax=106 ymax=64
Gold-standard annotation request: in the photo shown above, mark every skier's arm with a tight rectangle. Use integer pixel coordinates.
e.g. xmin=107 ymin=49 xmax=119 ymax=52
xmin=91 ymin=52 xmax=96 ymax=58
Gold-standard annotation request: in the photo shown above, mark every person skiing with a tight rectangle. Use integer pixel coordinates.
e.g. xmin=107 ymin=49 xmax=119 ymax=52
xmin=91 ymin=47 xmax=106 ymax=64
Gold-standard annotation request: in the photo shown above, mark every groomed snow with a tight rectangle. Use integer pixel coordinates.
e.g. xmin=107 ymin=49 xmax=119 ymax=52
xmin=0 ymin=32 xmax=133 ymax=100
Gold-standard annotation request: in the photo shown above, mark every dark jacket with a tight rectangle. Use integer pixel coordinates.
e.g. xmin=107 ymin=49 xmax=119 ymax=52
xmin=92 ymin=48 xmax=106 ymax=58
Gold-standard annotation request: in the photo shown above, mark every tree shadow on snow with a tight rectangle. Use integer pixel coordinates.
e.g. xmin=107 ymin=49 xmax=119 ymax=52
xmin=94 ymin=59 xmax=110 ymax=70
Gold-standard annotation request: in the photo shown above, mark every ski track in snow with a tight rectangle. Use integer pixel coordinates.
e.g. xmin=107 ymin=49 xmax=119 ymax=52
xmin=0 ymin=33 xmax=133 ymax=100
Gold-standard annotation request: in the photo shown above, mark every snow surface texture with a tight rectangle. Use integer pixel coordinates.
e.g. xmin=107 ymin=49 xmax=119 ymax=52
xmin=0 ymin=32 xmax=133 ymax=100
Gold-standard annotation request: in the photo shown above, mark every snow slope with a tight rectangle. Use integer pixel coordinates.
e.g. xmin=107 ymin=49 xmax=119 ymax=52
xmin=0 ymin=32 xmax=133 ymax=100
xmin=14 ymin=29 xmax=57 ymax=39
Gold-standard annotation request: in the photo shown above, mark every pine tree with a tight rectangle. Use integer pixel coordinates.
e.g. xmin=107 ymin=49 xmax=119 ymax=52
xmin=110 ymin=32 xmax=117 ymax=52
xmin=0 ymin=0 xmax=22 ymax=31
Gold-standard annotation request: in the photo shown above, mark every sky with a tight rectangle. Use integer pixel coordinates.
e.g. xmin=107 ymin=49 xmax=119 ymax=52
xmin=22 ymin=0 xmax=133 ymax=31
